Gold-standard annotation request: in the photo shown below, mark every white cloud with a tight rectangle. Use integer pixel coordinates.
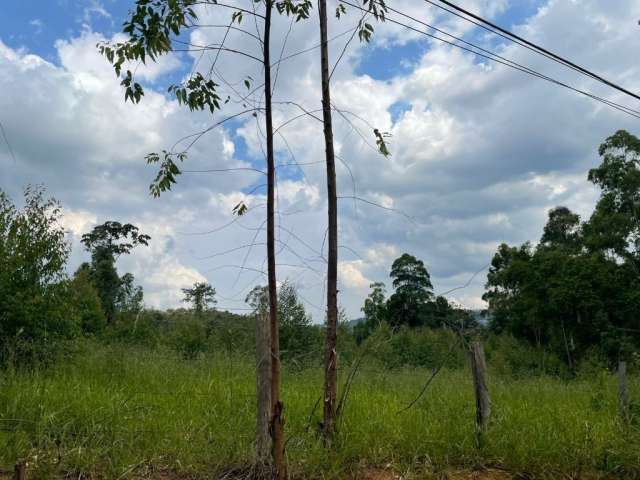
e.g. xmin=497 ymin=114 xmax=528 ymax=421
xmin=338 ymin=260 xmax=371 ymax=291
xmin=55 ymin=31 xmax=181 ymax=84
xmin=2 ymin=0 xmax=639 ymax=317
xmin=60 ymin=208 xmax=97 ymax=237
xmin=29 ymin=19 xmax=44 ymax=34
xmin=82 ymin=0 xmax=111 ymax=24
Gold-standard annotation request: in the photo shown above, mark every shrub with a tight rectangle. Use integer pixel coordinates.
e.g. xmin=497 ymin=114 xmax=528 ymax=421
xmin=69 ymin=269 xmax=107 ymax=335
xmin=0 ymin=187 xmax=80 ymax=364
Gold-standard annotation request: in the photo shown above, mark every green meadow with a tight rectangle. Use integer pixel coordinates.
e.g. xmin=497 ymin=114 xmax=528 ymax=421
xmin=2 ymin=343 xmax=638 ymax=479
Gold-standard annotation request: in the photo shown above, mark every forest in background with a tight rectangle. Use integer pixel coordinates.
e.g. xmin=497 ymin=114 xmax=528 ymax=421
xmin=3 ymin=130 xmax=640 ymax=374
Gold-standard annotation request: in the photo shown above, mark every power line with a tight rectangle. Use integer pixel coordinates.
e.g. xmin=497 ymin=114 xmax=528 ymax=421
xmin=430 ymin=0 xmax=640 ymax=102
xmin=340 ymin=0 xmax=640 ymax=119
xmin=0 ymin=120 xmax=16 ymax=163
xmin=380 ymin=1 xmax=640 ymax=117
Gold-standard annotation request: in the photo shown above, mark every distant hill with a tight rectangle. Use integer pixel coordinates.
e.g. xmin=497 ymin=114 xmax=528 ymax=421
xmin=345 ymin=311 xmax=490 ymax=328
xmin=345 ymin=317 xmax=365 ymax=329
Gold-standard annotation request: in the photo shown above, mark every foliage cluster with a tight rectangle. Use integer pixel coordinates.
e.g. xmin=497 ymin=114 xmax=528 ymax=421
xmin=484 ymin=130 xmax=640 ymax=369
xmin=0 ymin=188 xmax=148 ymax=365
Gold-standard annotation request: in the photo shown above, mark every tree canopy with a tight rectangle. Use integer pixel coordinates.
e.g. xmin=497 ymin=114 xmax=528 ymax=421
xmin=182 ymin=282 xmax=217 ymax=317
xmin=483 ymin=130 xmax=640 ymax=367
xmin=387 ymin=253 xmax=434 ymax=328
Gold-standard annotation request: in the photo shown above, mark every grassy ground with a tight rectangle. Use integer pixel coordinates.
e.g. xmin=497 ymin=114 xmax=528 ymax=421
xmin=1 ymin=344 xmax=639 ymax=479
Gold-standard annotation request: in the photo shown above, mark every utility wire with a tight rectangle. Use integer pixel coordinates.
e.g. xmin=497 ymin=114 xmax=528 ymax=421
xmin=430 ymin=0 xmax=640 ymax=102
xmin=0 ymin=120 xmax=16 ymax=163
xmin=340 ymin=0 xmax=640 ymax=119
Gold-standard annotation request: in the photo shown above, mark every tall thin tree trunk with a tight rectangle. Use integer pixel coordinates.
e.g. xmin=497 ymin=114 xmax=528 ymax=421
xmin=255 ymin=310 xmax=272 ymax=461
xmin=263 ymin=3 xmax=286 ymax=477
xmin=318 ymin=0 xmax=338 ymax=443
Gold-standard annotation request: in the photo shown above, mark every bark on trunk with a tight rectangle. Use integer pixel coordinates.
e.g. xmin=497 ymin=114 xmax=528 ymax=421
xmin=263 ymin=3 xmax=286 ymax=477
xmin=318 ymin=0 xmax=338 ymax=443
xmin=255 ymin=310 xmax=272 ymax=460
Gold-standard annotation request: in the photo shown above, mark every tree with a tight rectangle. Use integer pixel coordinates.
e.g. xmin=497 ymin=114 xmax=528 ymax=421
xmin=80 ymin=221 xmax=150 ymax=323
xmin=540 ymin=206 xmax=581 ymax=251
xmin=181 ymin=282 xmax=216 ymax=317
xmin=80 ymin=221 xmax=151 ymax=258
xmin=318 ymin=0 xmax=339 ymax=440
xmin=278 ymin=281 xmax=314 ymax=360
xmin=354 ymin=282 xmax=387 ymax=343
xmin=482 ymin=136 xmax=640 ymax=368
xmin=247 ymin=282 xmax=315 ymax=361
xmin=318 ymin=0 xmax=389 ymax=442
xmin=116 ymin=272 xmax=144 ymax=315
xmin=386 ymin=253 xmax=434 ymax=328
xmin=0 ymin=186 xmax=78 ymax=358
xmin=99 ymin=2 xmax=311 ymax=475
xmin=585 ymin=130 xmax=640 ymax=269
xmin=70 ymin=267 xmax=107 ymax=335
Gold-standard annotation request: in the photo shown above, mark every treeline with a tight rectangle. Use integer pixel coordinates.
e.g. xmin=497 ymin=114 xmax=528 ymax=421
xmin=353 ymin=253 xmax=477 ymax=343
xmin=2 ymin=131 xmax=640 ymax=375
xmin=0 ymin=186 xmax=471 ymax=370
xmin=0 ymin=186 xmax=153 ymax=363
xmin=0 ymin=186 xmax=539 ymax=375
xmin=0 ymin=184 xmax=569 ymax=379
xmin=483 ymin=130 xmax=640 ymax=369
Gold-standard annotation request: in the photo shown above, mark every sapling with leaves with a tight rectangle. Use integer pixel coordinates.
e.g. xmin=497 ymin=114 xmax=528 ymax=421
xmin=317 ymin=0 xmax=391 ymax=443
xmin=98 ymin=0 xmax=310 ymax=475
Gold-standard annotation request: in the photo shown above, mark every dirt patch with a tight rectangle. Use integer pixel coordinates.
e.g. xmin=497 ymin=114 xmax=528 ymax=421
xmin=352 ymin=467 xmax=513 ymax=480
xmin=356 ymin=467 xmax=401 ymax=480
xmin=442 ymin=468 xmax=514 ymax=480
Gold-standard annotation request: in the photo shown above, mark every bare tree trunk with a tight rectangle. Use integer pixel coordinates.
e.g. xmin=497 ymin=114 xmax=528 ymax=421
xmin=263 ymin=3 xmax=285 ymax=477
xmin=318 ymin=0 xmax=338 ymax=443
xmin=256 ymin=310 xmax=272 ymax=460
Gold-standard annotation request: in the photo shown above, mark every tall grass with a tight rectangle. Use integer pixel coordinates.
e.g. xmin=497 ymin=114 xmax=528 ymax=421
xmin=1 ymin=343 xmax=639 ymax=479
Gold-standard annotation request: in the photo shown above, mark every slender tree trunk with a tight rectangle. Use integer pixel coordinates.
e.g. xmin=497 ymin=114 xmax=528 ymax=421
xmin=255 ymin=310 xmax=272 ymax=460
xmin=318 ymin=0 xmax=338 ymax=443
xmin=263 ymin=3 xmax=285 ymax=477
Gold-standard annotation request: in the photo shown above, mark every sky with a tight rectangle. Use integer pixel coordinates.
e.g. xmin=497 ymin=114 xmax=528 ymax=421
xmin=1 ymin=0 xmax=640 ymax=320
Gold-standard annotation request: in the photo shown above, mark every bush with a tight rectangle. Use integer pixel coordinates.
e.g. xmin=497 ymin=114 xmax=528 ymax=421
xmin=170 ymin=317 xmax=209 ymax=359
xmin=485 ymin=334 xmax=567 ymax=377
xmin=0 ymin=187 xmax=81 ymax=364
xmin=381 ymin=326 xmax=466 ymax=369
xmin=69 ymin=269 xmax=107 ymax=335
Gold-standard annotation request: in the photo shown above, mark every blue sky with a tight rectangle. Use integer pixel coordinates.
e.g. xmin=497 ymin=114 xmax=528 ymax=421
xmin=2 ymin=0 xmax=544 ymax=79
xmin=1 ymin=0 xmax=638 ymax=316
xmin=1 ymin=1 xmax=125 ymax=61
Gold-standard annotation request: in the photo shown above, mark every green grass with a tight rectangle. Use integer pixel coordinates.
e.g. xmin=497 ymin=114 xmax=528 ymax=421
xmin=1 ymin=343 xmax=639 ymax=479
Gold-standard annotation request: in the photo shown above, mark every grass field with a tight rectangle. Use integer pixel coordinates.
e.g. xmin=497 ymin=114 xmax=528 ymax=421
xmin=1 ymin=343 xmax=639 ymax=479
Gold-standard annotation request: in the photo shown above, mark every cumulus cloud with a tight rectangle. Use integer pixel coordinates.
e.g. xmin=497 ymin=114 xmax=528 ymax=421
xmin=1 ymin=0 xmax=639 ymax=318
xmin=60 ymin=208 xmax=97 ymax=237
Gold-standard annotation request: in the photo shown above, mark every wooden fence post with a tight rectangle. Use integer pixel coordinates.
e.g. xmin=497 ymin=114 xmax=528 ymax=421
xmin=619 ymin=360 xmax=630 ymax=423
xmin=469 ymin=341 xmax=491 ymax=431
xmin=13 ymin=461 xmax=26 ymax=480
xmin=256 ymin=311 xmax=272 ymax=461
